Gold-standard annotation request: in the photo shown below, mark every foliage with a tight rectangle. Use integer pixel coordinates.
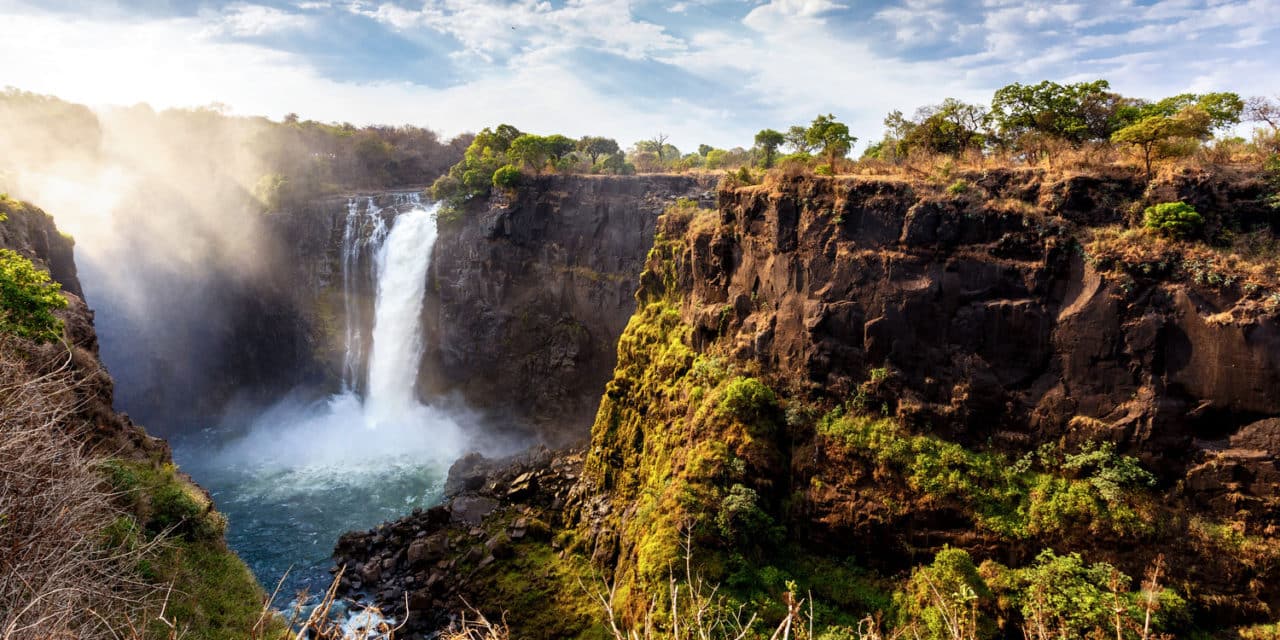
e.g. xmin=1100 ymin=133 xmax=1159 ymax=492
xmin=1111 ymin=108 xmax=1213 ymax=177
xmin=754 ymin=129 xmax=786 ymax=168
xmin=805 ymin=114 xmax=856 ymax=173
xmin=715 ymin=484 xmax=782 ymax=547
xmin=989 ymin=79 xmax=1128 ymax=147
xmin=896 ymin=547 xmax=994 ymax=640
xmin=103 ymin=460 xmax=267 ymax=640
xmin=717 ymin=377 xmax=779 ymax=435
xmin=0 ymin=248 xmax=66 ymax=341
xmin=946 ymin=179 xmax=971 ymax=195
xmin=492 ymin=163 xmax=522 ymax=189
xmin=1142 ymin=202 xmax=1204 ymax=240
xmin=879 ymin=99 xmax=988 ymax=159
xmin=817 ymin=412 xmax=1156 ymax=539
xmin=578 ymin=136 xmax=621 ymax=164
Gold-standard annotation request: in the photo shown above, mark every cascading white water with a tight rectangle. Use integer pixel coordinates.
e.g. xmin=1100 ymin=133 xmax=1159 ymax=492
xmin=213 ymin=195 xmax=462 ymax=468
xmin=365 ymin=202 xmax=434 ymax=423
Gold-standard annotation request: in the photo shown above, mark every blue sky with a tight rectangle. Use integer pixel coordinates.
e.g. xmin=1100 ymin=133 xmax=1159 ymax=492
xmin=1 ymin=0 xmax=1278 ymax=151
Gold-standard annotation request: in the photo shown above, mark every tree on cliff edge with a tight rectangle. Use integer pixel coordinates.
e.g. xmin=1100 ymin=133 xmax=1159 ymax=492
xmin=754 ymin=129 xmax=785 ymax=168
xmin=805 ymin=114 xmax=855 ymax=173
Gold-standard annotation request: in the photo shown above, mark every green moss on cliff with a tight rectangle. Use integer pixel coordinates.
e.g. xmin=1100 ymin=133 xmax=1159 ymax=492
xmin=816 ymin=411 xmax=1157 ymax=540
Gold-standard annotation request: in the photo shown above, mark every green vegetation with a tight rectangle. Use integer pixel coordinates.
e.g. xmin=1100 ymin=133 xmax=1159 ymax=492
xmin=102 ymin=460 xmax=271 ymax=640
xmin=492 ymin=163 xmax=522 ymax=189
xmin=805 ymin=114 xmax=856 ymax=174
xmin=0 ymin=248 xmax=67 ymax=342
xmin=816 ymin=411 xmax=1155 ymax=540
xmin=1142 ymin=202 xmax=1204 ymax=239
xmin=430 ymin=125 xmax=630 ymax=216
xmin=754 ymin=129 xmax=785 ymax=168
xmin=1111 ymin=108 xmax=1213 ymax=177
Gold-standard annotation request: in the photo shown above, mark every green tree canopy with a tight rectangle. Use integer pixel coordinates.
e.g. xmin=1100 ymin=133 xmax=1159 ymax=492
xmin=753 ymin=129 xmax=785 ymax=168
xmin=784 ymin=125 xmax=814 ymax=153
xmin=509 ymin=134 xmax=551 ymax=173
xmin=1111 ymin=107 xmax=1212 ymax=177
xmin=804 ymin=114 xmax=855 ymax=172
xmin=577 ymin=136 xmax=620 ymax=164
xmin=990 ymin=79 xmax=1127 ymax=146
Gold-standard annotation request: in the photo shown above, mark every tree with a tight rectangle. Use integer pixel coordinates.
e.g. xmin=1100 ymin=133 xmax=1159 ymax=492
xmin=1141 ymin=92 xmax=1243 ymax=131
xmin=649 ymin=132 xmax=671 ymax=162
xmin=492 ymin=164 xmax=521 ymax=189
xmin=1245 ymin=95 xmax=1280 ymax=131
xmin=753 ymin=129 xmax=785 ymax=168
xmin=577 ymin=136 xmax=620 ymax=164
xmin=509 ymin=134 xmax=550 ymax=173
xmin=990 ymin=79 xmax=1126 ymax=147
xmin=697 ymin=144 xmax=713 ymax=157
xmin=805 ymin=114 xmax=855 ymax=172
xmin=784 ymin=125 xmax=814 ymax=153
xmin=1111 ymin=107 xmax=1212 ymax=178
xmin=544 ymin=134 xmax=576 ymax=168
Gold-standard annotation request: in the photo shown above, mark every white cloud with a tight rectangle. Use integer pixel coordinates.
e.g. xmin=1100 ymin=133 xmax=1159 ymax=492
xmin=0 ymin=0 xmax=1278 ymax=154
xmin=348 ymin=0 xmax=685 ymax=63
xmin=205 ymin=3 xmax=310 ymax=37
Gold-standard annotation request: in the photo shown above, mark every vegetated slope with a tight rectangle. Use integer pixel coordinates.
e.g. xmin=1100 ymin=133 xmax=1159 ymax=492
xmin=0 ymin=196 xmax=270 ymax=639
xmin=333 ymin=167 xmax=1280 ymax=639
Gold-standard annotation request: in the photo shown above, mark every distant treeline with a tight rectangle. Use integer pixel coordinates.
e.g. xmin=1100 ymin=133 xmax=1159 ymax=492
xmin=0 ymin=88 xmax=470 ymax=210
xmin=429 ymin=80 xmax=1279 ymax=220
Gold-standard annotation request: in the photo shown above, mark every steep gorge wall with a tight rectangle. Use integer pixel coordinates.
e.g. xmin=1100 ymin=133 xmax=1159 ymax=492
xmin=422 ymin=174 xmax=716 ymax=444
xmin=333 ymin=168 xmax=1280 ymax=636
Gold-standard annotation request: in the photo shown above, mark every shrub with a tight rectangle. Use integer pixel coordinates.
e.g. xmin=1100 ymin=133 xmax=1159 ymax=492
xmin=946 ymin=179 xmax=971 ymax=195
xmin=717 ymin=377 xmax=778 ymax=430
xmin=1142 ymin=202 xmax=1203 ymax=239
xmin=896 ymin=547 xmax=995 ymax=640
xmin=492 ymin=164 xmax=522 ymax=189
xmin=715 ymin=484 xmax=781 ymax=547
xmin=0 ymin=249 xmax=67 ymax=341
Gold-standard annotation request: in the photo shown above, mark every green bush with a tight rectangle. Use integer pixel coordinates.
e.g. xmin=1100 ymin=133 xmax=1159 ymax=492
xmin=492 ymin=163 xmax=522 ymax=189
xmin=715 ymin=484 xmax=781 ymax=547
xmin=0 ymin=248 xmax=67 ymax=341
xmin=946 ymin=179 xmax=971 ymax=195
xmin=1142 ymin=202 xmax=1203 ymax=239
xmin=717 ymin=377 xmax=778 ymax=432
xmin=896 ymin=547 xmax=995 ymax=640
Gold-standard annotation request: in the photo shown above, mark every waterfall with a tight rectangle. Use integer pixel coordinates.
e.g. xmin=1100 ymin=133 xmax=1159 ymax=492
xmin=215 ymin=194 xmax=462 ymax=470
xmin=180 ymin=193 xmax=463 ymax=600
xmin=365 ymin=201 xmax=435 ymax=424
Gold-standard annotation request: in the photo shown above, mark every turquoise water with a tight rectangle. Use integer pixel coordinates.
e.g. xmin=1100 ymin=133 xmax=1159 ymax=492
xmin=172 ymin=423 xmax=450 ymax=600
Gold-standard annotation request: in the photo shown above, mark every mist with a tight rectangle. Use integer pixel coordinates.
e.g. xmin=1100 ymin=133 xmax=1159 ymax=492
xmin=0 ymin=88 xmax=467 ymax=431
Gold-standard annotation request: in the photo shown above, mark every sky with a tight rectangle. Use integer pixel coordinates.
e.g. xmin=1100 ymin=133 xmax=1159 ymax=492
xmin=1 ymin=0 xmax=1278 ymax=151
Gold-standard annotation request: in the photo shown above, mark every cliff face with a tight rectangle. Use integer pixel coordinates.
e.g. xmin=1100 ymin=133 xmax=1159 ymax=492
xmin=422 ymin=174 xmax=716 ymax=444
xmin=0 ymin=197 xmax=160 ymax=456
xmin=701 ymin=170 xmax=1278 ymax=466
xmin=333 ymin=168 xmax=1280 ymax=637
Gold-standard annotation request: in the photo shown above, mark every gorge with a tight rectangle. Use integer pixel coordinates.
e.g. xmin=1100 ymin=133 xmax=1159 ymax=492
xmin=3 ymin=127 xmax=1280 ymax=640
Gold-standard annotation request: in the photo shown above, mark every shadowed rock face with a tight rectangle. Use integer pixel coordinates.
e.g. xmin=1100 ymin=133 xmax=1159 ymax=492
xmin=421 ymin=174 xmax=718 ymax=445
xmin=698 ymin=172 xmax=1279 ymax=471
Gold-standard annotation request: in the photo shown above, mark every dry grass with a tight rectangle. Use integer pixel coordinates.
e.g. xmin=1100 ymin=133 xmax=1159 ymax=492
xmin=1083 ymin=226 xmax=1280 ymax=307
xmin=0 ymin=335 xmax=164 ymax=639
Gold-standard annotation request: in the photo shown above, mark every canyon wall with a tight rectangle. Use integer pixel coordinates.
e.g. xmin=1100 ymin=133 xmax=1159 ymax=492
xmin=421 ymin=174 xmax=716 ymax=444
xmin=334 ymin=168 xmax=1280 ymax=637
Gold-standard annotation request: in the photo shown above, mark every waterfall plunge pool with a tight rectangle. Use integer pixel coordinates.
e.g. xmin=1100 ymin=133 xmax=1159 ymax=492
xmin=173 ymin=199 xmax=466 ymax=600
